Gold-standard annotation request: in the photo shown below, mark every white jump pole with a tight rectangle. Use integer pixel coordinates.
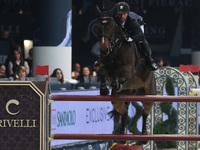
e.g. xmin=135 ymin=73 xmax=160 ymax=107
xmin=190 ymin=88 xmax=200 ymax=95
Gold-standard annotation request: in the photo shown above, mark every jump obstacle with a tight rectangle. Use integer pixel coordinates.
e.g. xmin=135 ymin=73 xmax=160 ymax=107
xmin=51 ymin=67 xmax=200 ymax=150
xmin=153 ymin=67 xmax=199 ymax=150
xmin=51 ymin=133 xmax=200 ymax=141
xmin=190 ymin=88 xmax=200 ymax=95
xmin=50 ymin=94 xmax=200 ymax=141
xmin=51 ymin=94 xmax=200 ymax=102
xmin=0 ymin=67 xmax=199 ymax=150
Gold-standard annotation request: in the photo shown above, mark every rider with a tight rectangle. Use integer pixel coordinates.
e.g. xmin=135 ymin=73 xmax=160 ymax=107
xmin=95 ymin=2 xmax=157 ymax=71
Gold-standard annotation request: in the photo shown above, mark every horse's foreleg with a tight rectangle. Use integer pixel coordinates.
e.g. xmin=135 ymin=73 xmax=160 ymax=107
xmin=111 ymin=68 xmax=123 ymax=91
xmin=100 ymin=82 xmax=109 ymax=95
xmin=98 ymin=67 xmax=109 ymax=95
xmin=111 ymin=77 xmax=121 ymax=91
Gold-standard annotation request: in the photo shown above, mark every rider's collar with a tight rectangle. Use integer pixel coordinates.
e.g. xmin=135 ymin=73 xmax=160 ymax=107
xmin=121 ymin=21 xmax=126 ymax=28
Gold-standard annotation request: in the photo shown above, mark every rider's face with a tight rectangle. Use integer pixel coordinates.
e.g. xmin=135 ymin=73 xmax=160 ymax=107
xmin=117 ymin=12 xmax=128 ymax=23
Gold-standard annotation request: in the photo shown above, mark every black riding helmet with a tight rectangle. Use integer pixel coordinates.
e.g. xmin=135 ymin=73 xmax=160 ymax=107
xmin=115 ymin=2 xmax=130 ymax=15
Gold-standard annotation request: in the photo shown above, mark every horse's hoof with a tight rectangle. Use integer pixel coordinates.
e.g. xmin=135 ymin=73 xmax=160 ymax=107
xmin=136 ymin=141 xmax=148 ymax=145
xmin=142 ymin=130 xmax=147 ymax=135
xmin=100 ymin=86 xmax=109 ymax=95
xmin=136 ymin=131 xmax=148 ymax=145
xmin=113 ymin=140 xmax=127 ymax=144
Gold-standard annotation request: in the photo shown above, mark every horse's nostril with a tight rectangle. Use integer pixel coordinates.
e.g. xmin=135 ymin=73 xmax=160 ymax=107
xmin=101 ymin=49 xmax=109 ymax=56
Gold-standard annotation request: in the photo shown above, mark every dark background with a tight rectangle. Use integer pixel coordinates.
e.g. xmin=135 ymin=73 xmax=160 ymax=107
xmin=0 ymin=0 xmax=200 ymax=67
xmin=72 ymin=0 xmax=198 ymax=67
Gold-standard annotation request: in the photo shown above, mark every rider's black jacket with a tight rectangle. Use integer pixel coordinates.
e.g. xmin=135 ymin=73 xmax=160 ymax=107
xmin=115 ymin=12 xmax=145 ymax=42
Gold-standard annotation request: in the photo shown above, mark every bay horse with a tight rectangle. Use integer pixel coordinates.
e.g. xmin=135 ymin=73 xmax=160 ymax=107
xmin=96 ymin=8 xmax=157 ymax=144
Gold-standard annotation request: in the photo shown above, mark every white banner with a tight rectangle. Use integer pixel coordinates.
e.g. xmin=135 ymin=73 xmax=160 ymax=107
xmin=51 ymin=90 xmax=114 ymax=146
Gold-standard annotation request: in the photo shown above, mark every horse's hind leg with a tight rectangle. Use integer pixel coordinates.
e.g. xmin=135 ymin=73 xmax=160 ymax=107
xmin=135 ymin=101 xmax=154 ymax=145
xmin=111 ymin=90 xmax=132 ymax=133
xmin=138 ymin=74 xmax=156 ymax=145
xmin=112 ymin=101 xmax=128 ymax=144
xmin=141 ymin=109 xmax=149 ymax=135
xmin=141 ymin=101 xmax=154 ymax=135
xmin=134 ymin=88 xmax=150 ymax=135
xmin=142 ymin=73 xmax=156 ymax=135
xmin=120 ymin=102 xmax=130 ymax=134
xmin=135 ymin=108 xmax=151 ymax=145
xmin=111 ymin=101 xmax=128 ymax=133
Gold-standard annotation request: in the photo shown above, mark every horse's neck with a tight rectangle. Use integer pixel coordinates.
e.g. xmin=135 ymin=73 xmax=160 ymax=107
xmin=117 ymin=41 xmax=137 ymax=68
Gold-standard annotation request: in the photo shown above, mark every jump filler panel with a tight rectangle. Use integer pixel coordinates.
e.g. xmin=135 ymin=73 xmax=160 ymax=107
xmin=0 ymin=81 xmax=50 ymax=150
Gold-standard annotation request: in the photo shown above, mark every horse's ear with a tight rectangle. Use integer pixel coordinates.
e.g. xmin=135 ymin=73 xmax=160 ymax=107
xmin=95 ymin=5 xmax=101 ymax=17
xmin=107 ymin=4 xmax=116 ymax=17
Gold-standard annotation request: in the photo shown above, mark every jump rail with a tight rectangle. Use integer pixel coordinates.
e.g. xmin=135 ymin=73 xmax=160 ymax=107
xmin=50 ymin=95 xmax=200 ymax=142
xmin=51 ymin=134 xmax=200 ymax=141
xmin=51 ymin=95 xmax=200 ymax=102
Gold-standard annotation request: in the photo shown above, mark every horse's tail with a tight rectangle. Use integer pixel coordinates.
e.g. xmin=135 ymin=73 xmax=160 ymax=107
xmin=108 ymin=109 xmax=119 ymax=118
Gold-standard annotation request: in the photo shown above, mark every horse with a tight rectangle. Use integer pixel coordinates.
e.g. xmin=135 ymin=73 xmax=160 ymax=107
xmin=96 ymin=8 xmax=157 ymax=144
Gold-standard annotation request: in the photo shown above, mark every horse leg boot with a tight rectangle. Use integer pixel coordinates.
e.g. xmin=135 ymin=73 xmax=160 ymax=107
xmin=111 ymin=77 xmax=121 ymax=91
xmin=98 ymin=67 xmax=109 ymax=95
xmin=141 ymin=39 xmax=157 ymax=71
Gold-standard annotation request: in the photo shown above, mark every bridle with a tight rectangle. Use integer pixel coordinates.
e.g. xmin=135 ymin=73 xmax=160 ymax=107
xmin=97 ymin=16 xmax=121 ymax=56
xmin=97 ymin=14 xmax=139 ymax=86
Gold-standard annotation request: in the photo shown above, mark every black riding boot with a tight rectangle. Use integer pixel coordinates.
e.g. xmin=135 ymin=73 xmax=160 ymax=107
xmin=141 ymin=39 xmax=157 ymax=71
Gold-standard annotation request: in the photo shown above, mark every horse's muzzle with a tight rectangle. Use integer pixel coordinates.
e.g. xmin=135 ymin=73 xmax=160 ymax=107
xmin=100 ymin=48 xmax=109 ymax=56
